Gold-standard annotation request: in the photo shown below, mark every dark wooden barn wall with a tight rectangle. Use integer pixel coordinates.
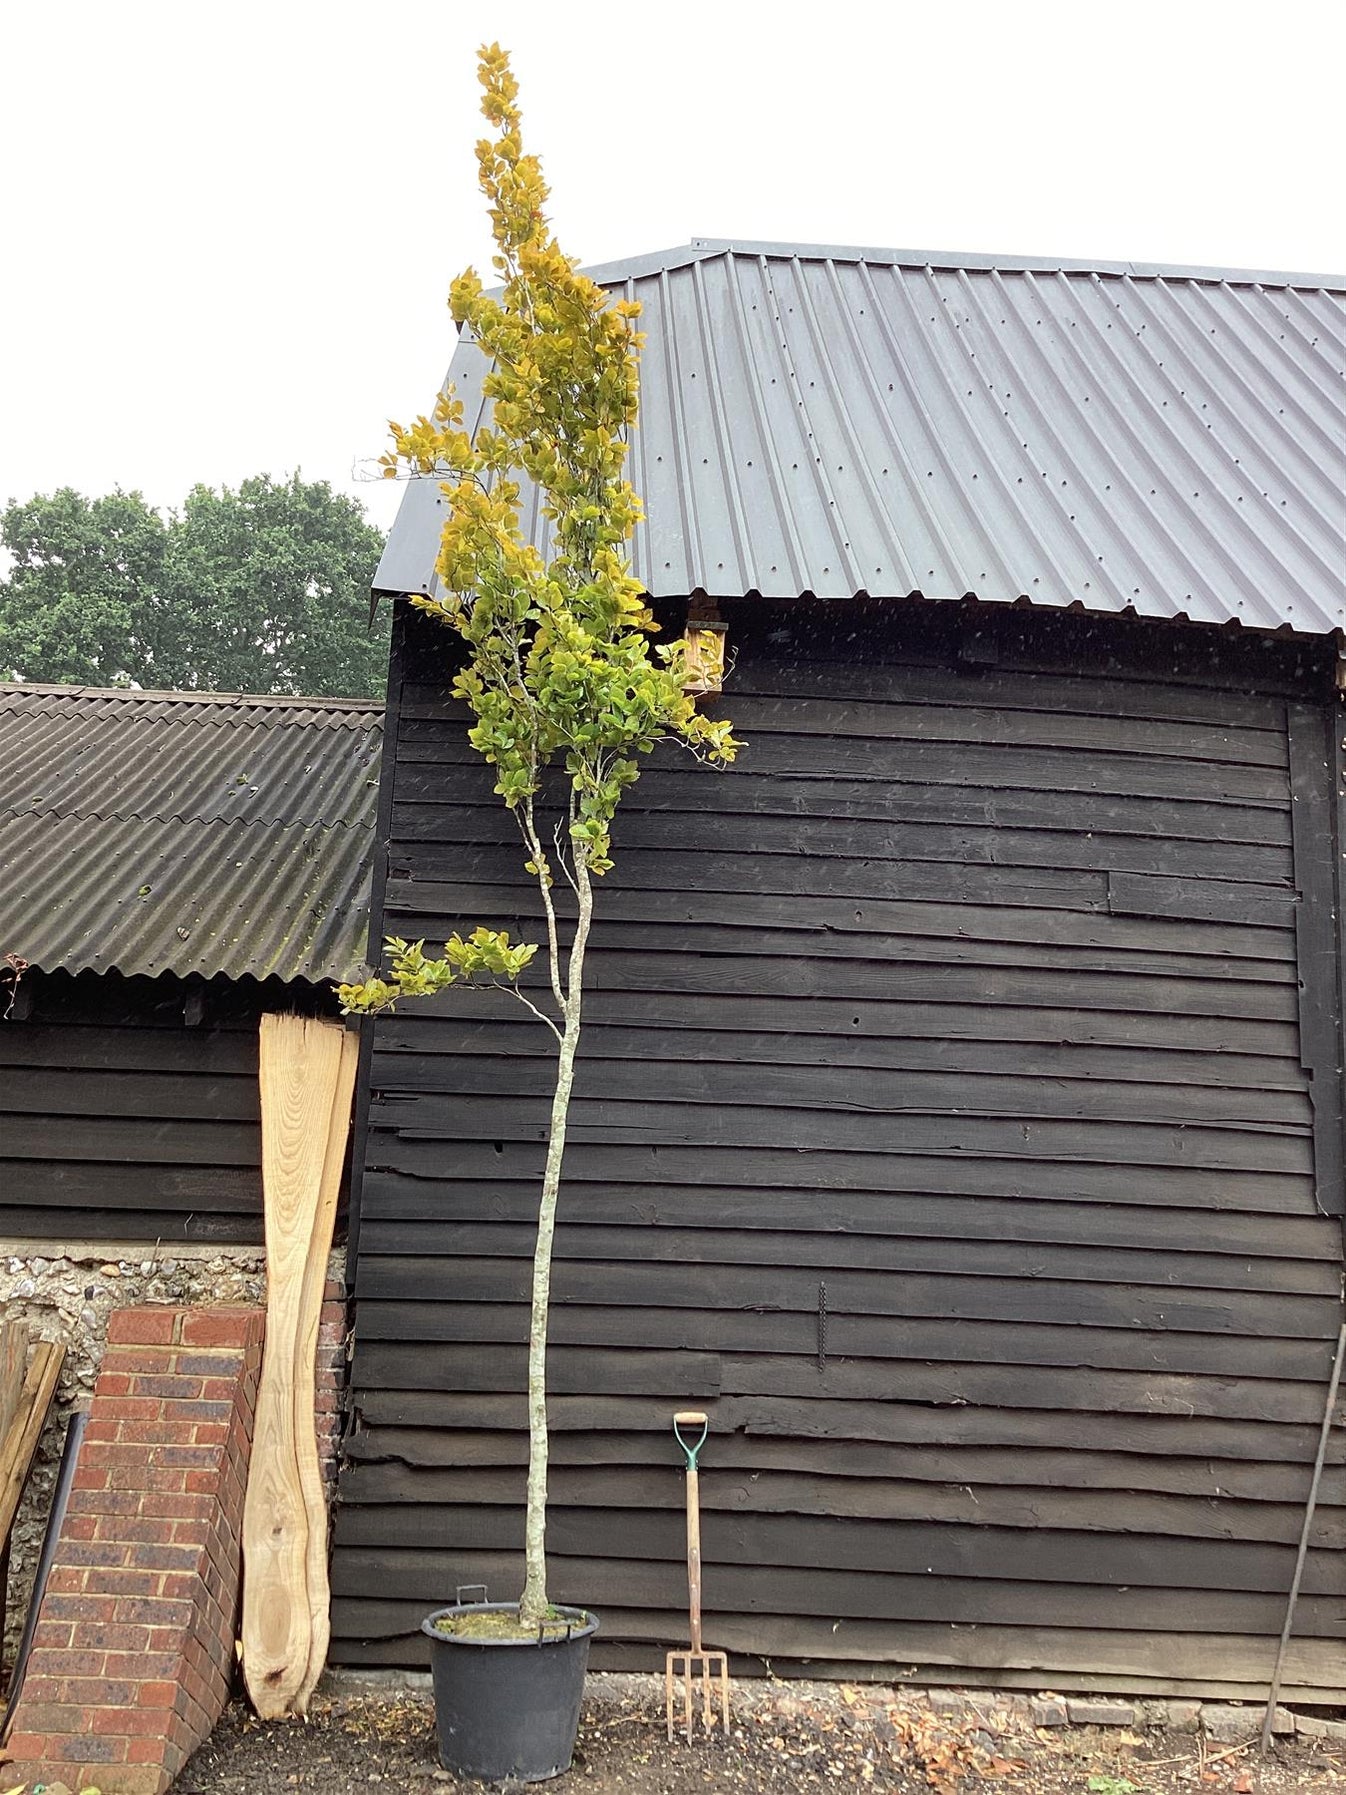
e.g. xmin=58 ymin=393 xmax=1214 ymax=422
xmin=0 ymin=969 xmax=332 ymax=1243
xmin=333 ymin=601 xmax=1346 ymax=1698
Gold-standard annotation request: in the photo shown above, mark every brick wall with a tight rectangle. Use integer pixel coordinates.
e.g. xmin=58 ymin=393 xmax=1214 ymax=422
xmin=2 ymin=1305 xmax=264 ymax=1795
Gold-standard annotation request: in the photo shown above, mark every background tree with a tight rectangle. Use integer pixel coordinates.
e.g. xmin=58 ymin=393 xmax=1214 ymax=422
xmin=0 ymin=473 xmax=389 ymax=696
xmin=0 ymin=487 xmax=168 ymax=686
xmin=340 ymin=43 xmax=740 ymax=1628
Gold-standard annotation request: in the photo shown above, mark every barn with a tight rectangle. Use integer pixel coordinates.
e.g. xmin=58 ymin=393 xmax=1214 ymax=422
xmin=0 ymin=681 xmax=380 ymax=1243
xmin=332 ymin=241 xmax=1346 ymax=1701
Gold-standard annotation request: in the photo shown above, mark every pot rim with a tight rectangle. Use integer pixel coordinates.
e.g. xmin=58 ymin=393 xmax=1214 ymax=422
xmin=421 ymin=1601 xmax=599 ymax=1647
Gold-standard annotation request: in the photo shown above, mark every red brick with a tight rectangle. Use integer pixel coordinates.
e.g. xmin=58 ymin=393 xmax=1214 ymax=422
xmin=150 ymin=1444 xmax=216 ymax=1469
xmin=126 ymin=1735 xmax=170 ymax=1764
xmin=97 ymin=1395 xmax=167 ymax=1421
xmin=4 ymin=1730 xmax=50 ymax=1757
xmin=127 ymin=1375 xmax=203 ymax=1401
xmin=101 ymin=1650 xmax=183 ymax=1682
xmin=79 ymin=1621 xmax=151 ymax=1652
xmin=56 ymin=1731 xmax=127 ymax=1763
xmin=107 ymin=1347 xmax=183 ymax=1374
xmin=14 ymin=1701 xmax=86 ymax=1730
xmin=179 ymin=1307 xmax=263 ymax=1348
xmin=95 ymin=1702 xmax=176 ymax=1738
xmin=108 ymin=1307 xmax=183 ymax=1347
xmin=59 ymin=1675 xmax=139 ymax=1705
xmin=44 ymin=1594 xmax=116 ymax=1622
xmin=82 ymin=1416 xmax=126 ymax=1444
xmin=127 ymin=1543 xmax=202 ymax=1573
xmin=82 ymin=1440 xmax=150 ymax=1467
xmin=141 ymin=1466 xmax=188 ymax=1492
xmin=139 ymin=1490 xmax=214 ymax=1521
xmin=17 ymin=1675 xmax=64 ymax=1701
xmin=61 ymin=1540 xmax=130 ymax=1569
xmin=70 ymin=1485 xmax=140 ymax=1515
xmin=83 ymin=1568 xmax=160 ymax=1598
xmin=50 ymin=1648 xmax=109 ymax=1678
xmin=136 ymin=1679 xmax=180 ymax=1709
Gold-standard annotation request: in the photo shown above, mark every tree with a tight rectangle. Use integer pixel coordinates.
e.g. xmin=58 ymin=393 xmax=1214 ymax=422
xmin=0 ymin=474 xmax=389 ymax=697
xmin=160 ymin=474 xmax=389 ymax=696
xmin=0 ymin=487 xmax=168 ymax=686
xmin=339 ymin=43 xmax=740 ymax=1626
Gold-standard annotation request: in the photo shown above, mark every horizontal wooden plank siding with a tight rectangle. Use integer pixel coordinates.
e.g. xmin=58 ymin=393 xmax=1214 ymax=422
xmin=333 ymin=602 xmax=1346 ymax=1696
xmin=0 ymin=969 xmax=332 ymax=1242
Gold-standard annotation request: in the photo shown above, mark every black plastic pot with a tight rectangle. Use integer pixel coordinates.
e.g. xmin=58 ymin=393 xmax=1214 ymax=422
xmin=422 ymin=1598 xmax=599 ymax=1783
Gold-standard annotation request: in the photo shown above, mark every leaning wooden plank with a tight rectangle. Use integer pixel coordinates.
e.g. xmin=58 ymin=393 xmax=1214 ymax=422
xmin=242 ymin=1012 xmax=346 ymax=1720
xmin=0 ymin=1340 xmax=65 ymax=1553
xmin=0 ymin=1321 xmax=30 ymax=1444
xmin=296 ymin=1025 xmax=359 ymax=1714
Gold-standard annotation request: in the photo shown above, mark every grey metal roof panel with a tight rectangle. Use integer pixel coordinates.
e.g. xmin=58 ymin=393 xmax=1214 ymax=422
xmin=0 ymin=684 xmax=381 ymax=983
xmin=375 ymin=242 xmax=1346 ymax=635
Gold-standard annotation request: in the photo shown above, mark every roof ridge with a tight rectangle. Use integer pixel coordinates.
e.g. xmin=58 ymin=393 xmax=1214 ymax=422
xmin=0 ymin=681 xmax=385 ymax=712
xmin=576 ymin=238 xmax=1346 ymax=293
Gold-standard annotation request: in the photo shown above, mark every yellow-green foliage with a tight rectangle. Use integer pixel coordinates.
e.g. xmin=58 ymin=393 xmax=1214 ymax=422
xmin=343 ymin=43 xmax=739 ymax=1016
xmin=338 ymin=931 xmax=536 ymax=1017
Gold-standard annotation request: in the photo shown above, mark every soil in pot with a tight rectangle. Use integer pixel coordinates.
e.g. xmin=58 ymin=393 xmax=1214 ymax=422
xmin=423 ymin=1601 xmax=599 ymax=1784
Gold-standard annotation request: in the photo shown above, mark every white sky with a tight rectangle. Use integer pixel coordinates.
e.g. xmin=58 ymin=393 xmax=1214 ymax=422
xmin=2 ymin=0 xmax=1342 ymax=536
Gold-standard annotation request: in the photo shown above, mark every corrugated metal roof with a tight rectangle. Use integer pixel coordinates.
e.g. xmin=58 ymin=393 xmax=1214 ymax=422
xmin=0 ymin=684 xmax=381 ymax=983
xmin=375 ymin=240 xmax=1346 ymax=635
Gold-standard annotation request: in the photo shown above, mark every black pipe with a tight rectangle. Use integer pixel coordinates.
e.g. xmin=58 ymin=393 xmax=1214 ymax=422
xmin=1 ymin=1408 xmax=87 ymax=1743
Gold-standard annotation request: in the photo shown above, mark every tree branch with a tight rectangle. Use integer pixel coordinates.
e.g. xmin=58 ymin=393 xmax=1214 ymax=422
xmin=496 ymin=981 xmax=564 ymax=1044
xmin=518 ymin=793 xmax=567 ymax=1014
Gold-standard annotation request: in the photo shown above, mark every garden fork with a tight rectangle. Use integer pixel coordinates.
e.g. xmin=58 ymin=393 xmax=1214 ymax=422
xmin=665 ymin=1410 xmax=730 ymax=1743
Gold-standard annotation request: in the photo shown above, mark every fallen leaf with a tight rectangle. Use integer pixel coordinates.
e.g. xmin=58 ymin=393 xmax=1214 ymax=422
xmin=1234 ymin=1776 xmax=1254 ymax=1793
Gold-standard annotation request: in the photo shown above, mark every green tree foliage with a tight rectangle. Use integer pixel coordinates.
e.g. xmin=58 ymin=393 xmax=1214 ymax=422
xmin=0 ymin=474 xmax=389 ymax=696
xmin=0 ymin=487 xmax=169 ymax=686
xmin=340 ymin=44 xmax=740 ymax=1626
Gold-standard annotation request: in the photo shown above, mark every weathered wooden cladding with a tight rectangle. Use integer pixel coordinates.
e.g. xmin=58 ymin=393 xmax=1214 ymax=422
xmin=0 ymin=969 xmax=335 ymax=1241
xmin=333 ymin=602 xmax=1346 ymax=1694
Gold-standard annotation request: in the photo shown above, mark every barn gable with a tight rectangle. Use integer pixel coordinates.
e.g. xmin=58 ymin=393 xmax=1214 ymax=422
xmin=335 ymin=244 xmax=1346 ymax=1698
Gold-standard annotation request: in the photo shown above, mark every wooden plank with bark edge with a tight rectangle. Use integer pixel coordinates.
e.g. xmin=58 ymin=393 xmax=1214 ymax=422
xmin=242 ymin=1013 xmax=346 ymax=1720
xmin=297 ymin=1025 xmax=359 ymax=1713
xmin=0 ymin=1322 xmax=29 ymax=1445
xmin=0 ymin=1339 xmax=64 ymax=1553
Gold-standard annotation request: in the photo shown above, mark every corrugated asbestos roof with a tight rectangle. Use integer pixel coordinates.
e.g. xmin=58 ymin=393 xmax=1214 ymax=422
xmin=375 ymin=239 xmax=1346 ymax=634
xmin=0 ymin=684 xmax=381 ymax=983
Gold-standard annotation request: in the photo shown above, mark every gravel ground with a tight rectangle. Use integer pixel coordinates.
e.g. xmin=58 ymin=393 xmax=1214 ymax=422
xmin=180 ymin=1677 xmax=1346 ymax=1795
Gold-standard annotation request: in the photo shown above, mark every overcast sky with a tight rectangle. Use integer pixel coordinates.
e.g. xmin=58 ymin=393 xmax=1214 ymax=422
xmin=2 ymin=0 xmax=1342 ymax=535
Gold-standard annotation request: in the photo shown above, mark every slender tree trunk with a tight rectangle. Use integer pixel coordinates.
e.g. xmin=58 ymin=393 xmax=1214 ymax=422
xmin=519 ymin=852 xmax=594 ymax=1624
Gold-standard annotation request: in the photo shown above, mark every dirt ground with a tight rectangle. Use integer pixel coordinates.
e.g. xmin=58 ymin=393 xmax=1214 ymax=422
xmin=180 ymin=1676 xmax=1346 ymax=1795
